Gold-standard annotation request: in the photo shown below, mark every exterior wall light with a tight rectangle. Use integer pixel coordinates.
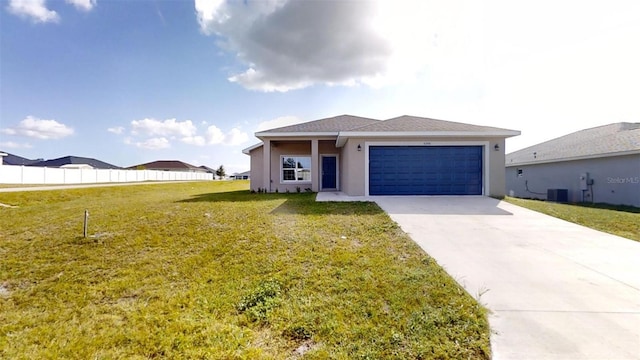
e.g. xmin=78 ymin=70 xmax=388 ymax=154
xmin=357 ymin=144 xmax=362 ymax=151
xmin=494 ymin=144 xmax=500 ymax=151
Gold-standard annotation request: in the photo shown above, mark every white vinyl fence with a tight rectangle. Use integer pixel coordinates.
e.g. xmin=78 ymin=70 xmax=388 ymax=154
xmin=0 ymin=165 xmax=213 ymax=184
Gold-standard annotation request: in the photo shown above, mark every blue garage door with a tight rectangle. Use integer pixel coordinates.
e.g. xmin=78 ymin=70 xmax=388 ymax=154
xmin=369 ymin=146 xmax=483 ymax=195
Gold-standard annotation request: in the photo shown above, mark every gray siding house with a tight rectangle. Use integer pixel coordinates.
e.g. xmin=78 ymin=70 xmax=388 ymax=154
xmin=506 ymin=123 xmax=640 ymax=207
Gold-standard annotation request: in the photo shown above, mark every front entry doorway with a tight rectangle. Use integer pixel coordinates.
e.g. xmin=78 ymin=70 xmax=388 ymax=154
xmin=321 ymin=155 xmax=338 ymax=190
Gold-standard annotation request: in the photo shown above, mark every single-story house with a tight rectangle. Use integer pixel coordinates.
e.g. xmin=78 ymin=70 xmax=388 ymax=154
xmin=127 ymin=160 xmax=207 ymax=173
xmin=0 ymin=151 xmax=42 ymax=166
xmin=60 ymin=164 xmax=94 ymax=170
xmin=506 ymin=122 xmax=640 ymax=207
xmin=230 ymin=171 xmax=250 ymax=180
xmin=243 ymin=115 xmax=520 ymax=196
xmin=30 ymin=156 xmax=120 ymax=169
xmin=199 ymin=165 xmax=217 ymax=175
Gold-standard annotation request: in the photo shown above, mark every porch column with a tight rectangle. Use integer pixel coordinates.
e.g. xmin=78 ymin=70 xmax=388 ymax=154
xmin=311 ymin=139 xmax=319 ymax=192
xmin=263 ymin=139 xmax=271 ymax=192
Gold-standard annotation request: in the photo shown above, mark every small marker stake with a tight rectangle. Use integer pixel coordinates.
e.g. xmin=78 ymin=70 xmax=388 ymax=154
xmin=83 ymin=209 xmax=89 ymax=238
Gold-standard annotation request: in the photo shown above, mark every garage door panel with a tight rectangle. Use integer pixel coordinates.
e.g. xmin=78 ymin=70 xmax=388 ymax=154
xmin=369 ymin=146 xmax=483 ymax=195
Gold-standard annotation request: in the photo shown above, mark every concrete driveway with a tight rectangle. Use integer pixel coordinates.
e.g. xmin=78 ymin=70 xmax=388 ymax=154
xmin=373 ymin=196 xmax=640 ymax=360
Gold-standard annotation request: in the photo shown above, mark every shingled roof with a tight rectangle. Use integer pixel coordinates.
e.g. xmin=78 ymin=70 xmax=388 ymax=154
xmin=256 ymin=114 xmax=518 ymax=136
xmin=31 ymin=156 xmax=120 ymax=169
xmin=127 ymin=160 xmax=204 ymax=171
xmin=256 ymin=115 xmax=380 ymax=135
xmin=506 ymin=122 xmax=640 ymax=166
xmin=345 ymin=115 xmax=517 ymax=133
xmin=245 ymin=114 xmax=520 ymax=154
xmin=0 ymin=151 xmax=40 ymax=166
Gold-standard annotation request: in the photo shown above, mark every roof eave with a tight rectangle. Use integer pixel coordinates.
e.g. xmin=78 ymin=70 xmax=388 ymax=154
xmin=336 ymin=130 xmax=521 ymax=146
xmin=255 ymin=131 xmax=340 ymax=138
xmin=242 ymin=142 xmax=263 ymax=155
xmin=505 ymin=149 xmax=640 ymax=167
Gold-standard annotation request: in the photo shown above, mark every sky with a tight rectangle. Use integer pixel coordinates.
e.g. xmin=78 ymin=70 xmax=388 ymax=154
xmin=1 ymin=0 xmax=640 ymax=174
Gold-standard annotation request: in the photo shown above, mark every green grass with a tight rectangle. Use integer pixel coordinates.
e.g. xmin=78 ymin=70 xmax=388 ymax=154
xmin=505 ymin=197 xmax=640 ymax=242
xmin=1 ymin=181 xmax=490 ymax=359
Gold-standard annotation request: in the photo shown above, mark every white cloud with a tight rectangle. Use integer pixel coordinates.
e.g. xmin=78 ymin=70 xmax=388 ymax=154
xmin=131 ymin=118 xmax=197 ymax=138
xmin=1 ymin=116 xmax=74 ymax=139
xmin=121 ymin=117 xmax=248 ymax=148
xmin=255 ymin=116 xmax=303 ymax=132
xmin=107 ymin=126 xmax=124 ymax=134
xmin=193 ymin=0 xmax=494 ymax=93
xmin=7 ymin=0 xmax=59 ymax=23
xmin=194 ymin=0 xmax=228 ymax=32
xmin=136 ymin=137 xmax=170 ymax=150
xmin=65 ymin=0 xmax=95 ymax=12
xmin=205 ymin=125 xmax=225 ymax=144
xmin=181 ymin=135 xmax=206 ymax=146
xmin=196 ymin=0 xmax=410 ymax=92
xmin=0 ymin=141 xmax=33 ymax=149
xmin=204 ymin=125 xmax=248 ymax=145
xmin=224 ymin=127 xmax=249 ymax=145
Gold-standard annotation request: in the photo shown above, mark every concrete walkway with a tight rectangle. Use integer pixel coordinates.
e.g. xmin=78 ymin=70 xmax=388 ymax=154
xmin=318 ymin=193 xmax=640 ymax=359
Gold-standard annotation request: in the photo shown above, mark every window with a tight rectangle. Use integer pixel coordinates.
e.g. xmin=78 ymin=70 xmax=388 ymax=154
xmin=282 ymin=156 xmax=311 ymax=182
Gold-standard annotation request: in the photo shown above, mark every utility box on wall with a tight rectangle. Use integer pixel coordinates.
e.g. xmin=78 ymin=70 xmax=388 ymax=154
xmin=579 ymin=173 xmax=589 ymax=190
xmin=547 ymin=189 xmax=568 ymax=203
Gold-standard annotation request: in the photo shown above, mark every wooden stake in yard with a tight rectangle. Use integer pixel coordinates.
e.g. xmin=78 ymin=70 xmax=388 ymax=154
xmin=83 ymin=209 xmax=89 ymax=238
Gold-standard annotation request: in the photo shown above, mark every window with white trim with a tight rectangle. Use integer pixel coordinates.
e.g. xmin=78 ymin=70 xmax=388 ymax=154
xmin=281 ymin=156 xmax=311 ymax=182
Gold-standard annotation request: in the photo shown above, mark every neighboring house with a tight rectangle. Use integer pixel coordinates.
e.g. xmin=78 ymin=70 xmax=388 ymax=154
xmin=30 ymin=156 xmax=120 ymax=169
xmin=230 ymin=171 xmax=250 ymax=180
xmin=60 ymin=164 xmax=94 ymax=169
xmin=0 ymin=152 xmax=6 ymax=165
xmin=505 ymin=123 xmax=640 ymax=207
xmin=128 ymin=160 xmax=207 ymax=173
xmin=199 ymin=165 xmax=216 ymax=175
xmin=243 ymin=115 xmax=520 ymax=196
xmin=0 ymin=151 xmax=41 ymax=166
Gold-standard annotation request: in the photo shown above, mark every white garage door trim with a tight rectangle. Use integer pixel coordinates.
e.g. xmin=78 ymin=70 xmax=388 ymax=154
xmin=364 ymin=141 xmax=490 ymax=196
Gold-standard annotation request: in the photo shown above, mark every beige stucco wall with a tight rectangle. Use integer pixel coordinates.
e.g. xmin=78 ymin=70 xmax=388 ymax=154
xmin=249 ymin=139 xmax=340 ymax=193
xmin=341 ymin=139 xmax=366 ymax=196
xmin=249 ymin=136 xmax=509 ymax=197
xmin=272 ymin=141 xmax=311 ymax=193
xmin=490 ymin=137 xmax=507 ymax=197
xmin=249 ymin=146 xmax=264 ymax=191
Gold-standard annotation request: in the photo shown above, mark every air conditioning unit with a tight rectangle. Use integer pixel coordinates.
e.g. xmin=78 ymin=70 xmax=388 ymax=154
xmin=547 ymin=189 xmax=568 ymax=203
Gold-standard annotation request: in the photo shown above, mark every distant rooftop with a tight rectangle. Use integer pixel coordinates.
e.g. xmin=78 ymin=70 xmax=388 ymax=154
xmin=31 ymin=156 xmax=120 ymax=169
xmin=127 ymin=160 xmax=204 ymax=172
xmin=0 ymin=151 xmax=41 ymax=166
xmin=506 ymin=122 xmax=640 ymax=166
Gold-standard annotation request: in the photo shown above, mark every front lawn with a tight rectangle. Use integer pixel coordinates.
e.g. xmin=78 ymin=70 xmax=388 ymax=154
xmin=0 ymin=181 xmax=489 ymax=359
xmin=505 ymin=197 xmax=640 ymax=242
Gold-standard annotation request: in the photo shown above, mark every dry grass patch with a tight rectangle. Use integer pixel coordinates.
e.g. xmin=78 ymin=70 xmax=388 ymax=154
xmin=1 ymin=181 xmax=489 ymax=358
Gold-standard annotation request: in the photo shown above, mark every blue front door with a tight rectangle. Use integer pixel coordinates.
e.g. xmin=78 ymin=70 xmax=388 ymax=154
xmin=321 ymin=156 xmax=337 ymax=190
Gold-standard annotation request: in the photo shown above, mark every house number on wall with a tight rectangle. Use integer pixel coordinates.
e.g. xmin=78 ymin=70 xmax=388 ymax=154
xmin=423 ymin=142 xmax=431 ymax=145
